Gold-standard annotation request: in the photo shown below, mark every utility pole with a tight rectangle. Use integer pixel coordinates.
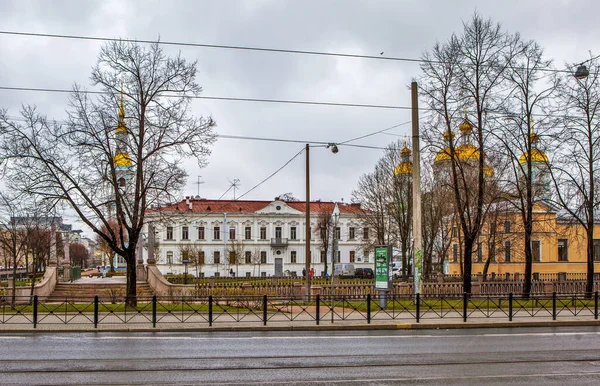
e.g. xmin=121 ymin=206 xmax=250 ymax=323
xmin=305 ymin=144 xmax=311 ymax=300
xmin=411 ymin=81 xmax=422 ymax=295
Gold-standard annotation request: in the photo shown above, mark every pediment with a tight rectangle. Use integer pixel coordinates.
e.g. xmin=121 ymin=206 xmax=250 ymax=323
xmin=255 ymin=200 xmax=303 ymax=215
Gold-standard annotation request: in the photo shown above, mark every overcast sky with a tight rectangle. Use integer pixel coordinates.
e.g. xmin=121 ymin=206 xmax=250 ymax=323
xmin=0 ymin=0 xmax=597 ymax=237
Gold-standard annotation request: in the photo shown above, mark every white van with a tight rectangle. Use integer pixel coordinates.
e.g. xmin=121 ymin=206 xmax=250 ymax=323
xmin=334 ymin=264 xmax=355 ymax=278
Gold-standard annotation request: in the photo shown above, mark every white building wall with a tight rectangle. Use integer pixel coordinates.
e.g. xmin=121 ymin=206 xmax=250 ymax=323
xmin=144 ymin=201 xmax=370 ymax=277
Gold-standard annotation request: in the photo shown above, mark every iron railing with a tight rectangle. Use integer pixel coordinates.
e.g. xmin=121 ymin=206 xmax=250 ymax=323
xmin=0 ymin=292 xmax=598 ymax=328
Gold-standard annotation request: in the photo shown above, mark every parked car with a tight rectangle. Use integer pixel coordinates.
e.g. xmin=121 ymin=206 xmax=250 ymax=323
xmin=354 ymin=268 xmax=374 ymax=279
xmin=334 ymin=264 xmax=355 ymax=278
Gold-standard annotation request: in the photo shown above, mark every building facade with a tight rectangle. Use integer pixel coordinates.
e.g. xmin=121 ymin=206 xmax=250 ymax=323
xmin=145 ymin=197 xmax=372 ymax=277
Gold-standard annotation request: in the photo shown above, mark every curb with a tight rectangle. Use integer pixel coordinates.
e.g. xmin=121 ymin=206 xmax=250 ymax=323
xmin=2 ymin=319 xmax=599 ymax=334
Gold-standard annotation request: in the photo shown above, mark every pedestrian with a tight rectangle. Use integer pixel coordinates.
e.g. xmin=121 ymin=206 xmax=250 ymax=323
xmin=302 ymin=268 xmax=306 ymax=277
xmin=229 ymin=268 xmax=234 ymax=278
xmin=310 ymin=268 xmax=314 ymax=278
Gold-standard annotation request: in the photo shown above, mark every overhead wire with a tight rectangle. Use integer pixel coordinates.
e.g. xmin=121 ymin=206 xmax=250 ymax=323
xmin=0 ymin=30 xmax=575 ymax=75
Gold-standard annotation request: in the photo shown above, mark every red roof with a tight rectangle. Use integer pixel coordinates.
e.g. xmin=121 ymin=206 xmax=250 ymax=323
xmin=149 ymin=198 xmax=364 ymax=214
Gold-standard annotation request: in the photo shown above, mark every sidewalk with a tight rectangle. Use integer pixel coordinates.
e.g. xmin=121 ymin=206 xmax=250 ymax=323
xmin=1 ymin=312 xmax=599 ymax=333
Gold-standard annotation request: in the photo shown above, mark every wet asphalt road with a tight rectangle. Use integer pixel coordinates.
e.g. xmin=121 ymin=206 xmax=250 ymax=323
xmin=1 ymin=326 xmax=600 ymax=385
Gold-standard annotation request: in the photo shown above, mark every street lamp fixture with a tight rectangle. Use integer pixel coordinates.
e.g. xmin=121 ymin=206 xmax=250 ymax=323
xmin=575 ymin=65 xmax=589 ymax=80
xmin=327 ymin=143 xmax=339 ymax=154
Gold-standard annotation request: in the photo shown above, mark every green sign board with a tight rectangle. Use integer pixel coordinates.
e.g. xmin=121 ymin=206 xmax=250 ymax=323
xmin=374 ymin=245 xmax=392 ymax=290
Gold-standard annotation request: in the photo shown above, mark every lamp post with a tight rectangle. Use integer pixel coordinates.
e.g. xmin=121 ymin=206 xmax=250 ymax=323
xmin=182 ymin=258 xmax=189 ymax=284
xmin=330 ymin=203 xmax=340 ymax=320
xmin=411 ymin=81 xmax=422 ymax=295
xmin=305 ymin=143 xmax=340 ymax=301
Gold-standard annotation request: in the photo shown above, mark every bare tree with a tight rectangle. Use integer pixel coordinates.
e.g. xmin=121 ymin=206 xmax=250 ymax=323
xmin=69 ymin=243 xmax=89 ymax=268
xmin=227 ymin=240 xmax=245 ymax=278
xmin=420 ymin=13 xmax=517 ymax=294
xmin=0 ymin=41 xmax=216 ymax=306
xmin=549 ymin=55 xmax=600 ymax=295
xmin=490 ymin=39 xmax=557 ymax=296
xmin=314 ymin=212 xmax=332 ymax=277
xmin=96 ymin=220 xmax=127 ymax=272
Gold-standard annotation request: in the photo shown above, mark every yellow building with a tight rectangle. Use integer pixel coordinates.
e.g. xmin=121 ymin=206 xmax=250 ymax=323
xmin=446 ymin=202 xmax=600 ymax=277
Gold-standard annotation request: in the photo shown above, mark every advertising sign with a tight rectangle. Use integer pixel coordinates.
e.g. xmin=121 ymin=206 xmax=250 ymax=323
xmin=374 ymin=245 xmax=392 ymax=290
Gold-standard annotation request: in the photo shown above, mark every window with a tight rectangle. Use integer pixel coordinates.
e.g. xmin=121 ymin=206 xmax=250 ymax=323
xmin=275 ymin=226 xmax=282 ymax=239
xmin=291 ymin=251 xmax=297 ymax=263
xmin=245 ymin=251 xmax=252 ymax=264
xmin=181 ymin=250 xmax=188 ymax=263
xmin=118 ymin=177 xmax=126 ymax=187
xmin=166 ymin=227 xmax=173 ymax=240
xmin=363 ymin=250 xmax=370 ymax=263
xmin=504 ymin=220 xmax=511 ymax=233
xmin=260 ymin=251 xmax=267 ymax=264
xmin=350 ymin=250 xmax=356 ymax=263
xmin=363 ymin=227 xmax=369 ymax=240
xmin=320 ymin=250 xmax=326 ymax=264
xmin=229 ymin=227 xmax=236 ymax=240
xmin=245 ymin=226 xmax=251 ymax=240
xmin=452 ymin=226 xmax=458 ymax=238
xmin=504 ymin=240 xmax=511 ymax=263
xmin=334 ymin=227 xmax=341 ymax=240
xmin=489 ymin=222 xmax=496 ymax=235
xmin=260 ymin=227 xmax=267 ymax=240
xmin=261 ymin=272 xmax=267 ymax=277
xmin=213 ymin=251 xmax=220 ymax=264
xmin=594 ymin=240 xmax=600 ymax=261
xmin=229 ymin=251 xmax=235 ymax=264
xmin=166 ymin=251 xmax=173 ymax=265
xmin=182 ymin=226 xmax=189 ymax=240
xmin=531 ymin=240 xmax=541 ymax=262
xmin=558 ymin=239 xmax=568 ymax=261
xmin=489 ymin=242 xmax=496 ymax=262
xmin=452 ymin=244 xmax=458 ymax=262
xmin=198 ymin=226 xmax=205 ymax=240
xmin=349 ymin=227 xmax=356 ymax=240
xmin=290 ymin=227 xmax=297 ymax=240
xmin=214 ymin=272 xmax=220 ymax=278
xmin=477 ymin=242 xmax=483 ymax=263
xmin=336 ymin=250 xmax=341 ymax=263
xmin=198 ymin=251 xmax=205 ymax=264
xmin=213 ymin=227 xmax=220 ymax=240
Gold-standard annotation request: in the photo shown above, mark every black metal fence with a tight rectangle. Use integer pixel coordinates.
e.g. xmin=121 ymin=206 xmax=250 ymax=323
xmin=0 ymin=292 xmax=598 ymax=328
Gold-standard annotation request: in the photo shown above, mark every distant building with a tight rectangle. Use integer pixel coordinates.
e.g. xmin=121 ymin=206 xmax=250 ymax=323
xmin=144 ymin=197 xmax=371 ymax=277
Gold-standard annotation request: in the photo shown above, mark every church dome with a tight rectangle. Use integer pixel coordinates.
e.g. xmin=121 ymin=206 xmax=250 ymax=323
xmin=394 ymin=144 xmax=413 ymax=175
xmin=519 ymin=130 xmax=548 ymax=164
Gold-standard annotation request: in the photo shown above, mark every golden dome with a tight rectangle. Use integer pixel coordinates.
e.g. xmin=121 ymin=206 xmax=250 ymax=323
xmin=484 ymin=165 xmax=494 ymax=177
xmin=434 ymin=144 xmax=480 ymax=162
xmin=519 ymin=149 xmax=548 ymax=164
xmin=113 ymin=152 xmax=132 ymax=168
xmin=400 ymin=145 xmax=411 ymax=157
xmin=116 ymin=92 xmax=127 ymax=134
xmin=459 ymin=118 xmax=473 ymax=133
xmin=443 ymin=131 xmax=455 ymax=142
xmin=394 ymin=162 xmax=413 ymax=175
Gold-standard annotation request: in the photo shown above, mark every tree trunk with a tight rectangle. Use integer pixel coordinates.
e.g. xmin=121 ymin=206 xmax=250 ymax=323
xmin=125 ymin=252 xmax=137 ymax=307
xmin=523 ymin=232 xmax=532 ymax=298
xmin=462 ymin=237 xmax=474 ymax=294
xmin=586 ymin=226 xmax=595 ymax=297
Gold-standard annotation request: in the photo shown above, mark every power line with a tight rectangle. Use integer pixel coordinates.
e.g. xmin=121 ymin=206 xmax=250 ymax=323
xmin=0 ymin=30 xmax=575 ymax=75
xmin=0 ymin=86 xmax=409 ymax=110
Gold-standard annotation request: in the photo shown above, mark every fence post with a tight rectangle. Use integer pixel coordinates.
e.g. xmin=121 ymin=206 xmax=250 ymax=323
xmin=508 ymin=293 xmax=513 ymax=322
xmin=208 ymin=295 xmax=213 ymax=326
xmin=263 ymin=295 xmax=267 ymax=326
xmin=152 ymin=295 xmax=157 ymax=328
xmin=367 ymin=294 xmax=371 ymax=324
xmin=33 ymin=295 xmax=38 ymax=329
xmin=595 ymin=291 xmax=598 ymax=320
xmin=463 ymin=292 xmax=468 ymax=323
xmin=416 ymin=293 xmax=420 ymax=323
xmin=94 ymin=295 xmax=99 ymax=328
xmin=316 ymin=295 xmax=320 ymax=325
xmin=552 ymin=291 xmax=557 ymax=320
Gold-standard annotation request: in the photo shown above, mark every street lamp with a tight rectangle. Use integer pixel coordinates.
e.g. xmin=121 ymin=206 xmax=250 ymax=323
xmin=330 ymin=203 xmax=340 ymax=321
xmin=182 ymin=258 xmax=190 ymax=284
xmin=575 ymin=65 xmax=589 ymax=80
xmin=305 ymin=143 xmax=340 ymax=301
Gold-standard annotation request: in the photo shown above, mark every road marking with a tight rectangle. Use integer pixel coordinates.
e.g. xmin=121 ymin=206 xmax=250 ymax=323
xmin=2 ymin=331 xmax=600 ymax=341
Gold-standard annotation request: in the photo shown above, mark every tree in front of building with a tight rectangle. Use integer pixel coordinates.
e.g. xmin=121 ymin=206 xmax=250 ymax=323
xmin=0 ymin=41 xmax=216 ymax=306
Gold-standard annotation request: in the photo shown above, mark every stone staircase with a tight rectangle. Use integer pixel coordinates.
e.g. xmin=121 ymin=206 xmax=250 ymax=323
xmin=48 ymin=282 xmax=154 ymax=302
